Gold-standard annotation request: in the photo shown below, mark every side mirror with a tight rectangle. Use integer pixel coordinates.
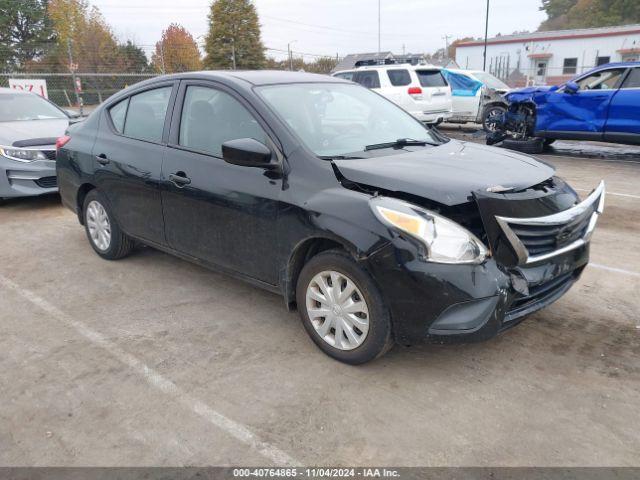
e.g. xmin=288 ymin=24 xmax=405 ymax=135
xmin=64 ymin=108 xmax=81 ymax=118
xmin=564 ymin=81 xmax=580 ymax=94
xmin=222 ymin=138 xmax=276 ymax=169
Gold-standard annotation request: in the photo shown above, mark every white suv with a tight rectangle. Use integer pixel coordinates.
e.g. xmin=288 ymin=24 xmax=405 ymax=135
xmin=333 ymin=64 xmax=453 ymax=124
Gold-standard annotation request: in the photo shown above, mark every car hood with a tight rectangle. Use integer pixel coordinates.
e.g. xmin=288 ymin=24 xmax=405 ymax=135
xmin=0 ymin=118 xmax=69 ymax=146
xmin=333 ymin=139 xmax=555 ymax=206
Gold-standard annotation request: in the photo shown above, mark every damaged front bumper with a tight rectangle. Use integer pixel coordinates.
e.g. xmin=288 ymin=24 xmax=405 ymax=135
xmin=365 ymin=180 xmax=605 ymax=345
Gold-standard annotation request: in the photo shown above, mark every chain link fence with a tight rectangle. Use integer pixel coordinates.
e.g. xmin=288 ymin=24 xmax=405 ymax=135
xmin=0 ymin=73 xmax=159 ymax=108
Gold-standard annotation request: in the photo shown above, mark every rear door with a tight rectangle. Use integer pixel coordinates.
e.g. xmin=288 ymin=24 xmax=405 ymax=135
xmin=604 ymin=67 xmax=640 ymax=144
xmin=92 ymin=82 xmax=177 ymax=245
xmin=543 ymin=67 xmax=626 ymax=137
xmin=415 ymin=68 xmax=452 ymax=113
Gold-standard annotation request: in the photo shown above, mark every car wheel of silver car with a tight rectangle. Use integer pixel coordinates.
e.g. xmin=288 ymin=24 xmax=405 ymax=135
xmin=83 ymin=189 xmax=135 ymax=260
xmin=296 ymin=249 xmax=393 ymax=364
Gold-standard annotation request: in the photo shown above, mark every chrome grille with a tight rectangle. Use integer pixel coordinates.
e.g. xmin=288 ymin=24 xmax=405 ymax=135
xmin=496 ymin=181 xmax=605 ymax=265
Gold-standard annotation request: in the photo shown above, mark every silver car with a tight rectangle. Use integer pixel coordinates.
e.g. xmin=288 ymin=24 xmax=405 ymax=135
xmin=0 ymin=88 xmax=75 ymax=201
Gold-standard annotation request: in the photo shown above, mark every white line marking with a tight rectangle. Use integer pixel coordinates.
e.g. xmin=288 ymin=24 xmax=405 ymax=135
xmin=575 ymin=188 xmax=640 ymax=200
xmin=0 ymin=274 xmax=297 ymax=466
xmin=589 ymin=263 xmax=640 ymax=278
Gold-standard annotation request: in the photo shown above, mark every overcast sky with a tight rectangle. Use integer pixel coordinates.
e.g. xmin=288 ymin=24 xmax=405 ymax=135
xmin=91 ymin=0 xmax=547 ymax=60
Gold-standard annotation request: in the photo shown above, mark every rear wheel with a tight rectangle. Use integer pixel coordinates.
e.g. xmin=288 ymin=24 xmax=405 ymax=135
xmin=500 ymin=137 xmax=545 ymax=154
xmin=83 ymin=189 xmax=134 ymax=260
xmin=296 ymin=250 xmax=393 ymax=364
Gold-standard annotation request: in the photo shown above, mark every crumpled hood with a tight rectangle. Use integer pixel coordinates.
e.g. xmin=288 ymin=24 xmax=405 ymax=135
xmin=505 ymin=86 xmax=554 ymax=103
xmin=333 ymin=139 xmax=555 ymax=206
xmin=0 ymin=118 xmax=69 ymax=146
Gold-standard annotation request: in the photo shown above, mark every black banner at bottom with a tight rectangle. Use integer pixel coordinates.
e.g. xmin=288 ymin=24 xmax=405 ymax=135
xmin=0 ymin=468 xmax=638 ymax=480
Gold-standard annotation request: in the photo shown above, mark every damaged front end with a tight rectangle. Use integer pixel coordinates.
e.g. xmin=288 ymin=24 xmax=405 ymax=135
xmin=486 ymin=99 xmax=537 ymax=145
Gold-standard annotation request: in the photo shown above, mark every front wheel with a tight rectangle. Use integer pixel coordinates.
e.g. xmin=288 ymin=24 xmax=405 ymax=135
xmin=296 ymin=250 xmax=393 ymax=364
xmin=83 ymin=189 xmax=135 ymax=260
xmin=500 ymin=137 xmax=545 ymax=154
xmin=482 ymin=104 xmax=506 ymax=132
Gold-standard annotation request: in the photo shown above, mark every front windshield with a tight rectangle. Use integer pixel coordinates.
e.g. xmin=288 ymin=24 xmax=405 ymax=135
xmin=472 ymin=72 xmax=509 ymax=90
xmin=257 ymin=83 xmax=440 ymax=157
xmin=0 ymin=93 xmax=67 ymax=122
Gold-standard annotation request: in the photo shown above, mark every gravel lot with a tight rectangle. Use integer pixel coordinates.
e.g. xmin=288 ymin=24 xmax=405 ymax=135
xmin=1 ymin=134 xmax=639 ymax=466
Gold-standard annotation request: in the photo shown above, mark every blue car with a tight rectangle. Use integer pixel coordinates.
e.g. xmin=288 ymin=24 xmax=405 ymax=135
xmin=487 ymin=62 xmax=640 ymax=153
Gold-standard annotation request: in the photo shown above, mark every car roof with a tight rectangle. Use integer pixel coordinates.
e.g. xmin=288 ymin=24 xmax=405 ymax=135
xmin=334 ymin=64 xmax=442 ymax=73
xmin=161 ymin=70 xmax=348 ymax=86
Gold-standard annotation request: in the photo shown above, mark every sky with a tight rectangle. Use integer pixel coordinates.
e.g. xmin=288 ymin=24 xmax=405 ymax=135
xmin=90 ymin=0 xmax=548 ymax=60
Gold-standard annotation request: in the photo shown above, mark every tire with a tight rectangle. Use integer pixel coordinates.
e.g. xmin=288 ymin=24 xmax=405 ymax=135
xmin=296 ymin=249 xmax=394 ymax=364
xmin=82 ymin=189 xmax=134 ymax=260
xmin=500 ymin=137 xmax=545 ymax=154
xmin=482 ymin=104 xmax=506 ymax=132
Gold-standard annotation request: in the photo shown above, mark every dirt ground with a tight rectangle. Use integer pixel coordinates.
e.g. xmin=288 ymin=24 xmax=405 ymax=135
xmin=1 ymin=134 xmax=639 ymax=467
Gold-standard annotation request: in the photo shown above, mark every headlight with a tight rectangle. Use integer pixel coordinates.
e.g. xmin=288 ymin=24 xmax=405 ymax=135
xmin=370 ymin=196 xmax=488 ymax=264
xmin=0 ymin=146 xmax=47 ymax=162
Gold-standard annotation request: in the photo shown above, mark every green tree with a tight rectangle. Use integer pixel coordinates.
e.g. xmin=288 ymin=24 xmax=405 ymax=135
xmin=539 ymin=0 xmax=640 ymax=30
xmin=203 ymin=0 xmax=265 ymax=69
xmin=118 ymin=40 xmax=149 ymax=73
xmin=0 ymin=0 xmax=53 ymax=71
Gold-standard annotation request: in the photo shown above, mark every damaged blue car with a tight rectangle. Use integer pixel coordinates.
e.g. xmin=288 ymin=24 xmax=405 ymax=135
xmin=487 ymin=62 xmax=640 ymax=153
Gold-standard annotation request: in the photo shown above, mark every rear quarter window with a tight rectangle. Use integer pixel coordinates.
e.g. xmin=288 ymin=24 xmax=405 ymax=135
xmin=387 ymin=69 xmax=412 ymax=86
xmin=108 ymin=98 xmax=128 ymax=133
xmin=416 ymin=70 xmax=448 ymax=88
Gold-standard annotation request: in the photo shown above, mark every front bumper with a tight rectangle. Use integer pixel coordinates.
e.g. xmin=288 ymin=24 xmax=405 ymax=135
xmin=0 ymin=154 xmax=58 ymax=198
xmin=367 ymin=241 xmax=589 ymax=345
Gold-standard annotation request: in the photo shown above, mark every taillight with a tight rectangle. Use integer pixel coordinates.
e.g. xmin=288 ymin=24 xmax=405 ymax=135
xmin=408 ymin=87 xmax=423 ymax=95
xmin=56 ymin=135 xmax=71 ymax=150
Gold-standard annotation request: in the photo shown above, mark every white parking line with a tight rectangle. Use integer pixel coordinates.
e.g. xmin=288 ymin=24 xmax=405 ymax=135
xmin=589 ymin=263 xmax=640 ymax=278
xmin=574 ymin=188 xmax=640 ymax=200
xmin=0 ymin=274 xmax=297 ymax=467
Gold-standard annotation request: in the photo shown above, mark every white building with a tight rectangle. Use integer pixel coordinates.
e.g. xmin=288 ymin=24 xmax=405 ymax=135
xmin=455 ymin=24 xmax=640 ymax=87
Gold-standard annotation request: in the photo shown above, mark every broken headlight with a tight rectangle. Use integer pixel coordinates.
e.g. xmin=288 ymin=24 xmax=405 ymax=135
xmin=370 ymin=196 xmax=488 ymax=264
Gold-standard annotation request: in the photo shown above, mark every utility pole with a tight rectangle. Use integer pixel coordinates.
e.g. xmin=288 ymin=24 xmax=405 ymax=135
xmin=442 ymin=34 xmax=452 ymax=59
xmin=66 ymin=39 xmax=82 ymax=116
xmin=483 ymin=0 xmax=490 ymax=71
xmin=288 ymin=41 xmax=296 ymax=70
xmin=159 ymin=41 xmax=166 ymax=74
xmin=231 ymin=38 xmax=236 ymax=70
xmin=377 ymin=0 xmax=381 ymax=55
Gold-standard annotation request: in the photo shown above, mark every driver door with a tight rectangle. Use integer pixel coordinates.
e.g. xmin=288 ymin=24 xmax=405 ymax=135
xmin=161 ymin=81 xmax=283 ymax=284
xmin=543 ymin=67 xmax=626 ymax=137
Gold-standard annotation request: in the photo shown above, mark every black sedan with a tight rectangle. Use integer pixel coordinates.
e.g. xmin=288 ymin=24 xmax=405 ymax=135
xmin=56 ymin=71 xmax=605 ymax=364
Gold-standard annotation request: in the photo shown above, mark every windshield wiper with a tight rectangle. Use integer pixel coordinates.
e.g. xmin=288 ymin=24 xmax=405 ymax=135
xmin=318 ymin=154 xmax=367 ymax=160
xmin=364 ymin=138 xmax=434 ymax=151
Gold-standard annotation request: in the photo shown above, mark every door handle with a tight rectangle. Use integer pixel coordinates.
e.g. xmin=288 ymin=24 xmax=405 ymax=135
xmin=96 ymin=154 xmax=110 ymax=165
xmin=169 ymin=172 xmax=191 ymax=187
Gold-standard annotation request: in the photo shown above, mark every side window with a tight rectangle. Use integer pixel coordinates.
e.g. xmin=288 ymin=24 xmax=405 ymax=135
xmin=179 ymin=85 xmax=268 ymax=157
xmin=577 ymin=69 xmax=625 ymax=91
xmin=563 ymin=58 xmax=578 ymax=75
xmin=334 ymin=71 xmax=355 ymax=81
xmin=109 ymin=98 xmax=128 ymax=133
xmin=621 ymin=68 xmax=640 ymax=89
xmin=416 ymin=70 xmax=447 ymax=87
xmin=387 ymin=69 xmax=412 ymax=86
xmin=353 ymin=71 xmax=381 ymax=89
xmin=123 ymin=86 xmax=172 ymax=143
